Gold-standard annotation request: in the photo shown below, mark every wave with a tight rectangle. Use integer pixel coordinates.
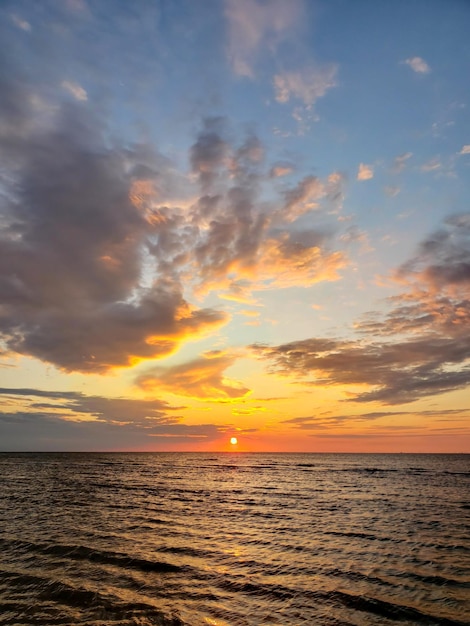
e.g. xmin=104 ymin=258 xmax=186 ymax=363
xmin=0 ymin=538 xmax=182 ymax=575
xmin=331 ymin=590 xmax=468 ymax=626
xmin=0 ymin=571 xmax=187 ymax=626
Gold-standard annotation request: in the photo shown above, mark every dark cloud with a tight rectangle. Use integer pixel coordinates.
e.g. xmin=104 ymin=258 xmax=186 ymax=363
xmin=397 ymin=213 xmax=470 ymax=291
xmin=0 ymin=75 xmax=226 ymax=372
xmin=0 ymin=387 xmax=225 ymax=450
xmin=0 ymin=387 xmax=178 ymax=424
xmin=281 ymin=408 xmax=469 ymax=429
xmin=282 ymin=411 xmax=409 ymax=429
xmin=190 ymin=117 xmax=229 ymax=191
xmin=0 ymin=411 xmax=224 ymax=451
xmin=253 ymin=332 xmax=470 ymax=405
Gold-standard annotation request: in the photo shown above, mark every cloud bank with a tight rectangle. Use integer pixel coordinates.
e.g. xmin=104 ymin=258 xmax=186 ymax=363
xmin=0 ymin=387 xmax=226 ymax=451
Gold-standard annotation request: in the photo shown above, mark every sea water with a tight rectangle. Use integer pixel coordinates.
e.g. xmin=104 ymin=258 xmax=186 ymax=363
xmin=0 ymin=453 xmax=468 ymax=625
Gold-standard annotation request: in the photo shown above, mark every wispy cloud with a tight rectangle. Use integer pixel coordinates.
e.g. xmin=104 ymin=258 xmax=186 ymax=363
xmin=282 ymin=410 xmax=411 ymax=429
xmin=224 ymin=0 xmax=303 ymax=77
xmin=270 ymin=163 xmax=294 ymax=178
xmin=392 ymin=152 xmax=412 ymax=173
xmin=10 ymin=14 xmax=31 ymax=31
xmin=404 ymin=56 xmax=431 ymax=74
xmin=420 ymin=158 xmax=441 ymax=172
xmin=458 ymin=145 xmax=470 ymax=155
xmin=384 ymin=186 xmax=400 ymax=197
xmin=273 ymin=64 xmax=337 ymax=107
xmin=281 ymin=175 xmax=325 ymax=219
xmin=61 ymin=80 xmax=88 ymax=101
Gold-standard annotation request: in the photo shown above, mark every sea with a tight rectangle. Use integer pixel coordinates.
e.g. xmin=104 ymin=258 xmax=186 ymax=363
xmin=0 ymin=453 xmax=468 ymax=626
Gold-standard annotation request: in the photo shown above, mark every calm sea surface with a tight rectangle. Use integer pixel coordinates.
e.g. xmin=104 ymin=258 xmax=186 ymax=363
xmin=0 ymin=453 xmax=468 ymax=626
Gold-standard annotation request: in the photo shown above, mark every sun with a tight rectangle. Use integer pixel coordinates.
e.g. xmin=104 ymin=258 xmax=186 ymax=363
xmin=230 ymin=437 xmax=238 ymax=445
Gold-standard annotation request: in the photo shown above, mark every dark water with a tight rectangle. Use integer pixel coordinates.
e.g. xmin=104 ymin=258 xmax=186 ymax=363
xmin=0 ymin=453 xmax=468 ymax=626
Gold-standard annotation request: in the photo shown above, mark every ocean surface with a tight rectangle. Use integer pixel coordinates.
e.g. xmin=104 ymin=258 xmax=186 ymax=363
xmin=0 ymin=453 xmax=468 ymax=626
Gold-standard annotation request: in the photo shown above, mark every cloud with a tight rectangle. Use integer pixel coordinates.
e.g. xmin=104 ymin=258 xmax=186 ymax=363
xmin=252 ymin=213 xmax=470 ymax=405
xmin=269 ymin=163 xmax=294 ymax=178
xmin=459 ymin=145 xmax=470 ymax=155
xmin=10 ymin=14 xmax=31 ymax=31
xmin=384 ymin=186 xmax=400 ymax=197
xmin=404 ymin=57 xmax=431 ymax=74
xmin=395 ymin=213 xmax=470 ymax=295
xmin=135 ymin=351 xmax=250 ymax=400
xmin=61 ymin=80 xmax=88 ymax=101
xmin=224 ymin=0 xmax=303 ymax=77
xmin=65 ymin=0 xmax=89 ymax=13
xmin=280 ymin=172 xmax=344 ymax=222
xmin=282 ymin=409 xmax=469 ymax=431
xmin=0 ymin=410 xmax=224 ymax=450
xmin=255 ymin=232 xmax=346 ymax=288
xmin=420 ymin=158 xmax=441 ymax=172
xmin=273 ymin=64 xmax=337 ymax=107
xmin=392 ymin=152 xmax=412 ymax=173
xmin=0 ymin=387 xmax=178 ymax=424
xmin=0 ymin=387 xmax=227 ymax=450
xmin=190 ymin=117 xmax=230 ymax=191
xmin=357 ymin=163 xmax=374 ymax=181
xmin=188 ymin=121 xmax=347 ymax=298
xmin=282 ymin=410 xmax=411 ymax=429
xmin=239 ymin=309 xmax=261 ymax=317
xmin=252 ymin=334 xmax=470 ymax=405
xmin=0 ymin=80 xmax=226 ymax=372
xmin=281 ymin=175 xmax=325 ymax=220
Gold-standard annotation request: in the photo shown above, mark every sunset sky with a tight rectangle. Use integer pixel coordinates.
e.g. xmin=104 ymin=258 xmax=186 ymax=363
xmin=1 ymin=0 xmax=469 ymax=452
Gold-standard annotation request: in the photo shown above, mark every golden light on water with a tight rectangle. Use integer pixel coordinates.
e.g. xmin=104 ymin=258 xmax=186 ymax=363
xmin=230 ymin=437 xmax=238 ymax=445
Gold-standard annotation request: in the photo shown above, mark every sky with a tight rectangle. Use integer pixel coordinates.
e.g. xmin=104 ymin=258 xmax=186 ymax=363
xmin=1 ymin=0 xmax=470 ymax=452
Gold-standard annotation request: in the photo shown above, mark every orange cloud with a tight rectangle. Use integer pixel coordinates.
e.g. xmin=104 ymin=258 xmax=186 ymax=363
xmin=281 ymin=175 xmax=325 ymax=221
xmin=270 ymin=164 xmax=294 ymax=178
xmin=256 ymin=235 xmax=346 ymax=288
xmin=136 ymin=351 xmax=251 ymax=400
xmin=357 ymin=163 xmax=373 ymax=181
xmin=239 ymin=309 xmax=261 ymax=317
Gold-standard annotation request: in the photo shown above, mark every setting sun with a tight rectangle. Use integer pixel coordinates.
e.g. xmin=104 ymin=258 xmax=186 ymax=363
xmin=230 ymin=437 xmax=238 ymax=445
